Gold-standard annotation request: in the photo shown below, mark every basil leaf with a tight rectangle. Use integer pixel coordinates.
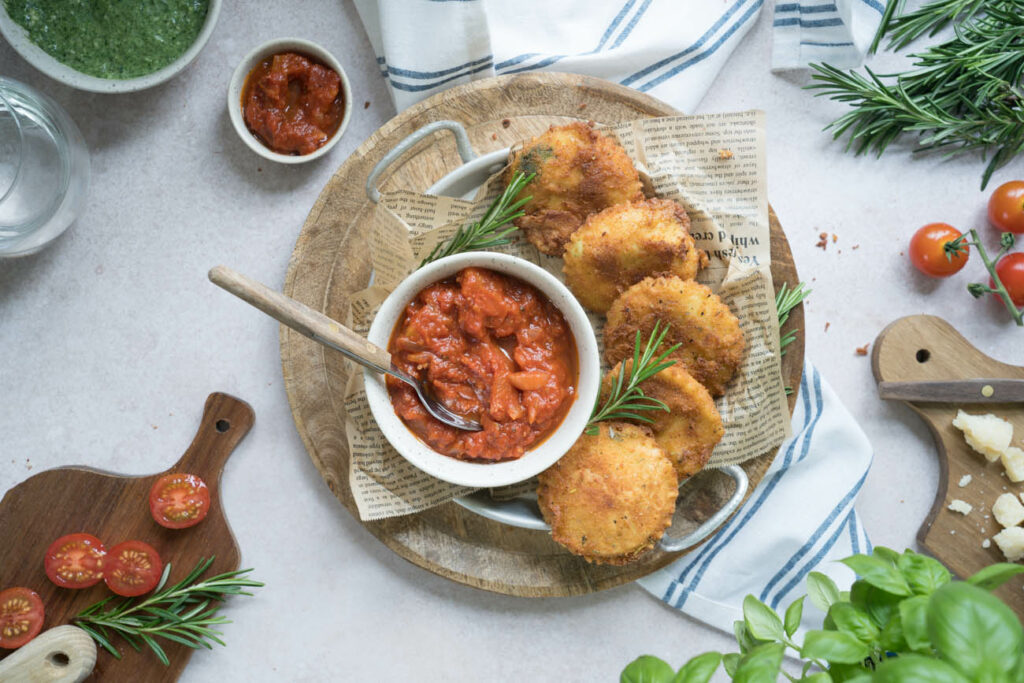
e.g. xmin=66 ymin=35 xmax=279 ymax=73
xmin=842 ymin=555 xmax=912 ymax=596
xmin=785 ymin=596 xmax=805 ymax=637
xmin=967 ymin=563 xmax=1024 ymax=591
xmin=896 ymin=552 xmax=951 ymax=595
xmin=849 ymin=579 xmax=902 ymax=628
xmin=928 ymin=582 xmax=1024 ymax=680
xmin=801 ymin=674 xmax=834 ymax=683
xmin=828 ymin=603 xmax=879 ymax=643
xmin=873 ymin=547 xmax=902 ymax=565
xmin=673 ymin=652 xmax=721 ymax=683
xmin=722 ymin=653 xmax=740 ymax=677
xmin=807 ymin=572 xmax=840 ymax=613
xmin=828 ymin=662 xmax=871 ymax=682
xmin=733 ymin=642 xmax=785 ymax=683
xmin=734 ymin=620 xmax=765 ymax=654
xmin=873 ymin=654 xmax=970 ymax=683
xmin=898 ymin=594 xmax=930 ymax=652
xmin=801 ymin=630 xmax=871 ymax=664
xmin=878 ymin=611 xmax=907 ymax=653
xmin=621 ymin=656 xmax=676 ymax=683
xmin=743 ymin=595 xmax=785 ymax=642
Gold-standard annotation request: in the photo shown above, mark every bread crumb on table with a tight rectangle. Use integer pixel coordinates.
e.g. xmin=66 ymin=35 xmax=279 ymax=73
xmin=855 ymin=344 xmax=869 ymax=356
xmin=816 ymin=232 xmax=828 ymax=250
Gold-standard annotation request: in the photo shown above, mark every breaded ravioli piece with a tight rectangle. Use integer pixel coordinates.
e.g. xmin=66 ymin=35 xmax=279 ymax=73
xmin=504 ymin=122 xmax=643 ymax=256
xmin=604 ymin=276 xmax=745 ymax=397
xmin=537 ymin=422 xmax=677 ymax=565
xmin=563 ymin=198 xmax=707 ymax=312
xmin=601 ymin=361 xmax=723 ymax=479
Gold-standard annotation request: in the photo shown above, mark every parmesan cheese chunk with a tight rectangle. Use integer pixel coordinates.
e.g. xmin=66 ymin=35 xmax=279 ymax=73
xmin=993 ymin=527 xmax=1024 ymax=562
xmin=993 ymin=493 xmax=1024 ymax=528
xmin=948 ymin=499 xmax=973 ymax=515
xmin=1002 ymin=447 xmax=1024 ymax=483
xmin=958 ymin=474 xmax=973 ymax=487
xmin=983 ymin=538 xmax=992 ymax=549
xmin=953 ymin=410 xmax=1013 ymax=462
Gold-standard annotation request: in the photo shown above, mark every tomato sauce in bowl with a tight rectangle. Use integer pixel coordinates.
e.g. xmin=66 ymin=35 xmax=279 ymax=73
xmin=387 ymin=267 xmax=578 ymax=462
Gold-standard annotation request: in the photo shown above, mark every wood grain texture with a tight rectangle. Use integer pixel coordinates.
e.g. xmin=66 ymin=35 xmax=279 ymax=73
xmin=0 ymin=393 xmax=253 ymax=681
xmin=872 ymin=315 xmax=1024 ymax=617
xmin=281 ymin=72 xmax=804 ymax=597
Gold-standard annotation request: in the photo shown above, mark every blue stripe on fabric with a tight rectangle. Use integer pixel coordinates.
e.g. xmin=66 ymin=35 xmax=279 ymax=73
xmin=861 ymin=0 xmax=884 ymax=13
xmin=773 ymin=17 xmax=843 ymax=27
xmin=848 ymin=510 xmax=860 ymax=556
xmin=494 ymin=53 xmax=540 ymax=70
xmin=388 ymin=61 xmax=494 ymax=92
xmin=622 ymin=0 xmax=749 ymax=86
xmin=800 ymin=40 xmax=854 ymax=46
xmin=764 ymin=470 xmax=869 ymax=609
xmin=596 ymin=0 xmax=639 ymax=50
xmin=664 ymin=366 xmax=818 ymax=608
xmin=798 ymin=368 xmax=824 ymax=464
xmin=610 ymin=0 xmax=654 ymax=49
xmin=636 ymin=0 xmax=762 ymax=92
xmin=386 ymin=55 xmax=492 ymax=79
xmin=775 ymin=2 xmax=838 ymax=13
xmin=865 ymin=524 xmax=874 ymax=554
xmin=503 ymin=54 xmax=568 ymax=75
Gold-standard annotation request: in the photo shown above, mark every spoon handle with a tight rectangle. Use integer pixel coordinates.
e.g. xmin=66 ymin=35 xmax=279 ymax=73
xmin=209 ymin=265 xmax=392 ymax=373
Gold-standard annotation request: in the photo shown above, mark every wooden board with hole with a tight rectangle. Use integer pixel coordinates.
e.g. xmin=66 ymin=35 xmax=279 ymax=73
xmin=0 ymin=393 xmax=253 ymax=681
xmin=873 ymin=315 xmax=1024 ymax=617
xmin=280 ymin=72 xmax=804 ymax=597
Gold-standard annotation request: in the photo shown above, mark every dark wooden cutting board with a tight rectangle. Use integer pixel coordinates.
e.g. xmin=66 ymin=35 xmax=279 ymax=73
xmin=873 ymin=315 xmax=1024 ymax=616
xmin=0 ymin=392 xmax=253 ymax=681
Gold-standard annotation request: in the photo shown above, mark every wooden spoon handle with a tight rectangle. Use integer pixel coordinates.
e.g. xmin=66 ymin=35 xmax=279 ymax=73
xmin=0 ymin=626 xmax=97 ymax=682
xmin=208 ymin=265 xmax=392 ymax=371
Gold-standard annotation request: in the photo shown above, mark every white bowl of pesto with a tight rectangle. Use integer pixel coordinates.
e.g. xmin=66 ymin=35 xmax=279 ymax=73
xmin=0 ymin=0 xmax=222 ymax=93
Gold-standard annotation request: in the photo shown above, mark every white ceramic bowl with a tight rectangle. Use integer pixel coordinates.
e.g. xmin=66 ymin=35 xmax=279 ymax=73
xmin=227 ymin=38 xmax=352 ymax=165
xmin=0 ymin=0 xmax=221 ymax=93
xmin=365 ymin=252 xmax=600 ymax=489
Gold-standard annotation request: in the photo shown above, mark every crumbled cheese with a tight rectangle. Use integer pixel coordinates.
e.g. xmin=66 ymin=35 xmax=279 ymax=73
xmin=953 ymin=410 xmax=1014 ymax=462
xmin=948 ymin=499 xmax=973 ymax=515
xmin=959 ymin=474 xmax=973 ymax=487
xmin=993 ymin=527 xmax=1024 ymax=562
xmin=983 ymin=538 xmax=992 ymax=549
xmin=993 ymin=493 xmax=1024 ymax=528
xmin=1003 ymin=447 xmax=1024 ymax=483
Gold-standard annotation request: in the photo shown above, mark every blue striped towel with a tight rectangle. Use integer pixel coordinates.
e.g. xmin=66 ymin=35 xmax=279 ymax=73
xmin=353 ymin=0 xmax=883 ymax=113
xmin=638 ymin=362 xmax=873 ymax=633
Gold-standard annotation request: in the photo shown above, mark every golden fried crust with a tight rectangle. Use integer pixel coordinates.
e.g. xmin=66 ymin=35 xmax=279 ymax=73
xmin=537 ymin=422 xmax=677 ymax=565
xmin=600 ymin=362 xmax=723 ymax=479
xmin=604 ymin=276 xmax=745 ymax=397
xmin=505 ymin=122 xmax=644 ymax=256
xmin=563 ymin=198 xmax=707 ymax=312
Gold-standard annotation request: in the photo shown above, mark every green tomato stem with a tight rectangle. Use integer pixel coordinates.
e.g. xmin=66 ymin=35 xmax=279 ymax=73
xmin=966 ymin=229 xmax=1024 ymax=327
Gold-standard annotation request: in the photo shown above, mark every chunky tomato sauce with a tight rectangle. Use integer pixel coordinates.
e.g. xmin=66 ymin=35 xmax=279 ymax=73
xmin=242 ymin=52 xmax=345 ymax=155
xmin=387 ymin=267 xmax=578 ymax=462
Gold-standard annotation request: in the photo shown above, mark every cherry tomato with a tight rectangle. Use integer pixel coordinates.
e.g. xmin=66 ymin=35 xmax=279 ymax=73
xmin=991 ymin=252 xmax=1024 ymax=307
xmin=104 ymin=540 xmax=163 ymax=597
xmin=149 ymin=473 xmax=210 ymax=529
xmin=909 ymin=223 xmax=969 ymax=277
xmin=44 ymin=533 xmax=106 ymax=589
xmin=988 ymin=180 xmax=1024 ymax=234
xmin=0 ymin=587 xmax=44 ymax=650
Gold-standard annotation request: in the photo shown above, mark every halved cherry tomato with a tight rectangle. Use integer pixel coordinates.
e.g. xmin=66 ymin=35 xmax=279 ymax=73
xmin=149 ymin=473 xmax=210 ymax=529
xmin=0 ymin=587 xmax=44 ymax=650
xmin=104 ymin=540 xmax=163 ymax=597
xmin=909 ymin=223 xmax=969 ymax=277
xmin=44 ymin=533 xmax=106 ymax=589
xmin=991 ymin=252 xmax=1024 ymax=307
xmin=988 ymin=180 xmax=1024 ymax=234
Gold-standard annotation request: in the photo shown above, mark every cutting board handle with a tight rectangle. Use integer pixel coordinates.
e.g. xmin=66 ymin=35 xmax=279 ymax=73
xmin=170 ymin=393 xmax=254 ymax=478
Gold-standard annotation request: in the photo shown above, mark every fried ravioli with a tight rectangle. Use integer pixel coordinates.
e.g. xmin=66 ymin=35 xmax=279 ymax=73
xmin=601 ymin=361 xmax=723 ymax=479
xmin=537 ymin=422 xmax=677 ymax=565
xmin=563 ymin=198 xmax=707 ymax=312
xmin=604 ymin=276 xmax=745 ymax=397
xmin=504 ymin=122 xmax=643 ymax=256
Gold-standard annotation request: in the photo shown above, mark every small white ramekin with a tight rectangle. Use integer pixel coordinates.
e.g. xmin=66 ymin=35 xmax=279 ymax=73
xmin=365 ymin=252 xmax=600 ymax=489
xmin=227 ymin=38 xmax=352 ymax=165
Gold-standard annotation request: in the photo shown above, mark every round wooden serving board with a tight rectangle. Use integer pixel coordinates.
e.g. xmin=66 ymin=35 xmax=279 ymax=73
xmin=282 ymin=73 xmax=804 ymax=597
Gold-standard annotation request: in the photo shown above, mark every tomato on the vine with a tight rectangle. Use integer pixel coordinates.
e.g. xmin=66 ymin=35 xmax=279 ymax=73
xmin=44 ymin=533 xmax=106 ymax=589
xmin=0 ymin=587 xmax=44 ymax=650
xmin=991 ymin=253 xmax=1024 ymax=307
xmin=105 ymin=540 xmax=163 ymax=597
xmin=988 ymin=180 xmax=1024 ymax=234
xmin=149 ymin=473 xmax=210 ymax=529
xmin=909 ymin=223 xmax=969 ymax=277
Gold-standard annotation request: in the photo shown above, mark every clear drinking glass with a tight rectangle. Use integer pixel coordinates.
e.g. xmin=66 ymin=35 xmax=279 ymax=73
xmin=0 ymin=76 xmax=89 ymax=257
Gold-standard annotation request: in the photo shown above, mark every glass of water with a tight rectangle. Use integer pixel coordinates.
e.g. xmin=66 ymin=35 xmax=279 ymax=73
xmin=0 ymin=77 xmax=89 ymax=257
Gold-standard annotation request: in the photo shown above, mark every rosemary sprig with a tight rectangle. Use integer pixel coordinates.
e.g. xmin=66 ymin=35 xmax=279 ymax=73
xmin=74 ymin=557 xmax=262 ymax=666
xmin=419 ymin=171 xmax=534 ymax=266
xmin=586 ymin=321 xmax=679 ymax=435
xmin=951 ymin=229 xmax=1024 ymax=326
xmin=776 ymin=282 xmax=810 ymax=356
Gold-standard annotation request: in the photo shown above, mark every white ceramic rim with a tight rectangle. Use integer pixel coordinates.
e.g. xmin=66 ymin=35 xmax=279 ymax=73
xmin=227 ymin=38 xmax=353 ymax=165
xmin=364 ymin=252 xmax=600 ymax=489
xmin=0 ymin=0 xmax=222 ymax=93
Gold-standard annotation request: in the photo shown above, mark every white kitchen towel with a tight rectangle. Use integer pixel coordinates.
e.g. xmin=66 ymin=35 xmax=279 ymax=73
xmin=353 ymin=0 xmax=883 ymax=114
xmin=638 ymin=361 xmax=874 ymax=634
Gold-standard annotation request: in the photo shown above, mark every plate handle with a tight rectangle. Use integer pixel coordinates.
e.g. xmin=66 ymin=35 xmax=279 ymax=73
xmin=657 ymin=465 xmax=749 ymax=553
xmin=366 ymin=120 xmax=477 ymax=203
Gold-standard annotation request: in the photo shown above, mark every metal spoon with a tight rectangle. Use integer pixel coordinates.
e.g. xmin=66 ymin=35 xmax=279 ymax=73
xmin=208 ymin=266 xmax=482 ymax=432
